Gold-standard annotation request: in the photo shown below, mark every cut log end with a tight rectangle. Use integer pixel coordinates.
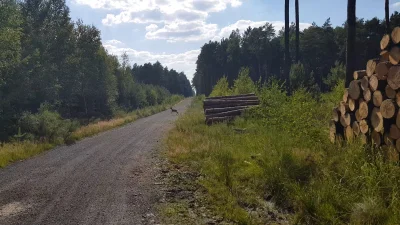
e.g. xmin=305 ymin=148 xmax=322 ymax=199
xmin=390 ymin=124 xmax=400 ymax=140
xmin=366 ymin=59 xmax=377 ymax=77
xmin=359 ymin=120 xmax=369 ymax=134
xmin=388 ymin=65 xmax=400 ymax=90
xmin=373 ymin=90 xmax=383 ymax=107
xmin=371 ymin=107 xmax=384 ymax=132
xmin=371 ymin=130 xmax=382 ymax=147
xmin=380 ymin=51 xmax=390 ymax=62
xmin=390 ymin=46 xmax=400 ymax=65
xmin=348 ymin=80 xmax=361 ymax=100
xmin=360 ymin=76 xmax=369 ymax=91
xmin=353 ymin=70 xmax=367 ymax=80
xmin=352 ymin=121 xmax=360 ymax=136
xmin=385 ymin=85 xmax=396 ymax=99
xmin=369 ymin=75 xmax=379 ymax=92
xmin=381 ymin=34 xmax=390 ymax=50
xmin=363 ymin=89 xmax=371 ymax=102
xmin=376 ymin=62 xmax=391 ymax=80
xmin=332 ymin=107 xmax=340 ymax=122
xmin=391 ymin=27 xmax=400 ymax=44
xmin=359 ymin=99 xmax=369 ymax=119
xmin=380 ymin=99 xmax=396 ymax=119
xmin=345 ymin=126 xmax=354 ymax=142
xmin=340 ymin=113 xmax=351 ymax=127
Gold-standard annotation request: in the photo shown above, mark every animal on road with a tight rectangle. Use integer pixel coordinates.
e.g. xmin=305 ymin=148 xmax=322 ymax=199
xmin=170 ymin=107 xmax=179 ymax=115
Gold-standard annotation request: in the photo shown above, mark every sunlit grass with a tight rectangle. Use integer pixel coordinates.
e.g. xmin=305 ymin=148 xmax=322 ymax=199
xmin=0 ymin=141 xmax=54 ymax=168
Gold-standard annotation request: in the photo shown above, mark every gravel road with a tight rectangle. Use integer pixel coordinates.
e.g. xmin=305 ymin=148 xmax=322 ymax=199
xmin=0 ymin=98 xmax=192 ymax=225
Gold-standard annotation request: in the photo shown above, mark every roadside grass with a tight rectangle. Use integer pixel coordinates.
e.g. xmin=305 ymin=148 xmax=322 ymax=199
xmin=0 ymin=95 xmax=183 ymax=168
xmin=165 ymin=83 xmax=400 ymax=224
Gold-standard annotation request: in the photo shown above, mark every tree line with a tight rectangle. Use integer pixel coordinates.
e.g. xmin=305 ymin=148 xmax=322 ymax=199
xmin=0 ymin=0 xmax=192 ymax=141
xmin=192 ymin=10 xmax=400 ymax=96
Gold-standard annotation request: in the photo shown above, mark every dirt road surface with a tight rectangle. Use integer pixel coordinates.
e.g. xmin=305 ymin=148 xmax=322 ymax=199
xmin=0 ymin=98 xmax=192 ymax=225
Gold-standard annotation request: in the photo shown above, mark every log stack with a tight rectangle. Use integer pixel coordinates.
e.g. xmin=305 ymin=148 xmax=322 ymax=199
xmin=203 ymin=93 xmax=260 ymax=125
xmin=330 ymin=26 xmax=400 ymax=156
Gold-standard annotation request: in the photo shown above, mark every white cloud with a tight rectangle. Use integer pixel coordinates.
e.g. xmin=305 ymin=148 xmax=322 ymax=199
xmin=103 ymin=40 xmax=199 ymax=80
xmin=104 ymin=39 xmax=124 ymax=46
xmin=145 ymin=21 xmax=218 ymax=42
xmin=145 ymin=24 xmax=159 ymax=32
xmin=392 ymin=2 xmax=400 ymax=8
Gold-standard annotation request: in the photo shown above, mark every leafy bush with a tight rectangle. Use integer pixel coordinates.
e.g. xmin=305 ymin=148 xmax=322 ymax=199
xmin=210 ymin=77 xmax=232 ymax=97
xmin=132 ymin=84 xmax=148 ymax=108
xmin=323 ymin=61 xmax=346 ymax=91
xmin=18 ymin=104 xmax=79 ymax=143
xmin=233 ymin=67 xmax=256 ymax=95
xmin=146 ymin=88 xmax=158 ymax=106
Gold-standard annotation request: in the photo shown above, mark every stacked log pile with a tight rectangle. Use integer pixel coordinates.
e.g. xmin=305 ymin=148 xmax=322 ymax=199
xmin=203 ymin=93 xmax=260 ymax=125
xmin=330 ymin=27 xmax=400 ymax=155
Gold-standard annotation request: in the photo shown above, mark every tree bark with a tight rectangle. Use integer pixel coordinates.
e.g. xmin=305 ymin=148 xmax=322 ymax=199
xmin=346 ymin=0 xmax=356 ymax=87
xmin=295 ymin=0 xmax=300 ymax=63
xmin=386 ymin=0 xmax=390 ymax=34
xmin=284 ymin=0 xmax=291 ymax=93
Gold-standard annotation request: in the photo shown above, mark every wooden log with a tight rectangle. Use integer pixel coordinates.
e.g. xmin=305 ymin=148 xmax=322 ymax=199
xmin=345 ymin=125 xmax=354 ymax=142
xmin=332 ymin=107 xmax=340 ymax=122
xmin=396 ymin=111 xmax=400 ymax=128
xmin=206 ymin=93 xmax=255 ymax=99
xmin=340 ymin=113 xmax=351 ymax=127
xmin=353 ymin=70 xmax=367 ymax=80
xmin=359 ymin=119 xmax=369 ymax=134
xmin=376 ymin=62 xmax=391 ymax=80
xmin=373 ymin=90 xmax=383 ymax=107
xmin=360 ymin=76 xmax=369 ymax=91
xmin=352 ymin=121 xmax=360 ymax=136
xmin=343 ymin=89 xmax=349 ymax=102
xmin=381 ymin=99 xmax=396 ymax=119
xmin=206 ymin=109 xmax=245 ymax=119
xmin=348 ymin=80 xmax=361 ymax=99
xmin=355 ymin=109 xmax=362 ymax=122
xmin=390 ymin=46 xmax=400 ymax=65
xmin=371 ymin=130 xmax=382 ymax=146
xmin=206 ymin=96 xmax=259 ymax=101
xmin=369 ymin=75 xmax=379 ymax=92
xmin=390 ymin=124 xmax=400 ymax=140
xmin=363 ymin=88 xmax=371 ymax=102
xmin=203 ymin=99 xmax=260 ymax=106
xmin=391 ymin=27 xmax=400 ymax=44
xmin=396 ymin=92 xmax=400 ymax=107
xmin=388 ymin=65 xmax=400 ymax=90
xmin=203 ymin=101 xmax=260 ymax=109
xmin=380 ymin=50 xmax=390 ymax=62
xmin=339 ymin=101 xmax=350 ymax=115
xmin=366 ymin=59 xmax=378 ymax=77
xmin=348 ymin=98 xmax=356 ymax=112
xmin=359 ymin=99 xmax=369 ymax=119
xmin=371 ymin=107 xmax=384 ymax=132
xmin=205 ymin=106 xmax=248 ymax=114
xmin=381 ymin=34 xmax=390 ymax=49
xmin=385 ymin=85 xmax=396 ymax=99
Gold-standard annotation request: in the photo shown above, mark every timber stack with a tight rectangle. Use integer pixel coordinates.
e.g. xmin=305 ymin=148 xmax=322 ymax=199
xmin=203 ymin=93 xmax=259 ymax=125
xmin=330 ymin=26 xmax=400 ymax=156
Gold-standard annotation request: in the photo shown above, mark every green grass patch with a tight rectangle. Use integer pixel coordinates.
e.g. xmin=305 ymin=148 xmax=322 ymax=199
xmin=165 ymin=83 xmax=400 ymax=224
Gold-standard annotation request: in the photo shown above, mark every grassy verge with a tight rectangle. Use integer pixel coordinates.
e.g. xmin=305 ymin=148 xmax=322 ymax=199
xmin=0 ymin=96 xmax=183 ymax=168
xmin=164 ymin=83 xmax=400 ymax=224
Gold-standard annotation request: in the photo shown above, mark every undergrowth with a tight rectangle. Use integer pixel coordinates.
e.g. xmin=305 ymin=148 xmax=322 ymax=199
xmin=165 ymin=77 xmax=400 ymax=224
xmin=0 ymin=95 xmax=183 ymax=168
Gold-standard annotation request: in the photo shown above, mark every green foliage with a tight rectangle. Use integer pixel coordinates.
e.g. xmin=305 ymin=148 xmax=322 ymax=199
xmin=18 ymin=104 xmax=79 ymax=143
xmin=233 ymin=68 xmax=256 ymax=95
xmin=210 ymin=77 xmax=232 ymax=97
xmin=323 ymin=61 xmax=346 ymax=90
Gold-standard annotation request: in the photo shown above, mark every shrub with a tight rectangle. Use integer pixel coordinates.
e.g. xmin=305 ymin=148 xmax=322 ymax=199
xmin=233 ymin=67 xmax=256 ymax=95
xmin=210 ymin=76 xmax=232 ymax=97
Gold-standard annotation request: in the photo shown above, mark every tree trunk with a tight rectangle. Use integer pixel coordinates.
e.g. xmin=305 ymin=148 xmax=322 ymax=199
xmin=346 ymin=0 xmax=356 ymax=87
xmin=386 ymin=0 xmax=390 ymax=34
xmin=295 ymin=0 xmax=300 ymax=63
xmin=284 ymin=0 xmax=291 ymax=93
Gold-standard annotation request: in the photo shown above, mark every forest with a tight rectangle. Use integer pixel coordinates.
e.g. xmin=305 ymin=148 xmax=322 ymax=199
xmin=0 ymin=0 xmax=193 ymax=141
xmin=192 ymin=12 xmax=400 ymax=96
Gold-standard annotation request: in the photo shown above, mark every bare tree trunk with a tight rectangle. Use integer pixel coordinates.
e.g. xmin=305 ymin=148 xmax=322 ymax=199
xmin=386 ymin=0 xmax=390 ymax=34
xmin=284 ymin=0 xmax=291 ymax=94
xmin=346 ymin=0 xmax=356 ymax=87
xmin=295 ymin=0 xmax=300 ymax=63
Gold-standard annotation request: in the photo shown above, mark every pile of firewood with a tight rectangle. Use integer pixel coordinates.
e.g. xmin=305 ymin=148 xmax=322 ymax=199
xmin=203 ymin=93 xmax=260 ymax=125
xmin=330 ymin=26 xmax=400 ymax=152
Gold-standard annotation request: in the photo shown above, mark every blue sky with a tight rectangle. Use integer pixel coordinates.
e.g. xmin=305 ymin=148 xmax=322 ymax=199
xmin=66 ymin=0 xmax=400 ymax=82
